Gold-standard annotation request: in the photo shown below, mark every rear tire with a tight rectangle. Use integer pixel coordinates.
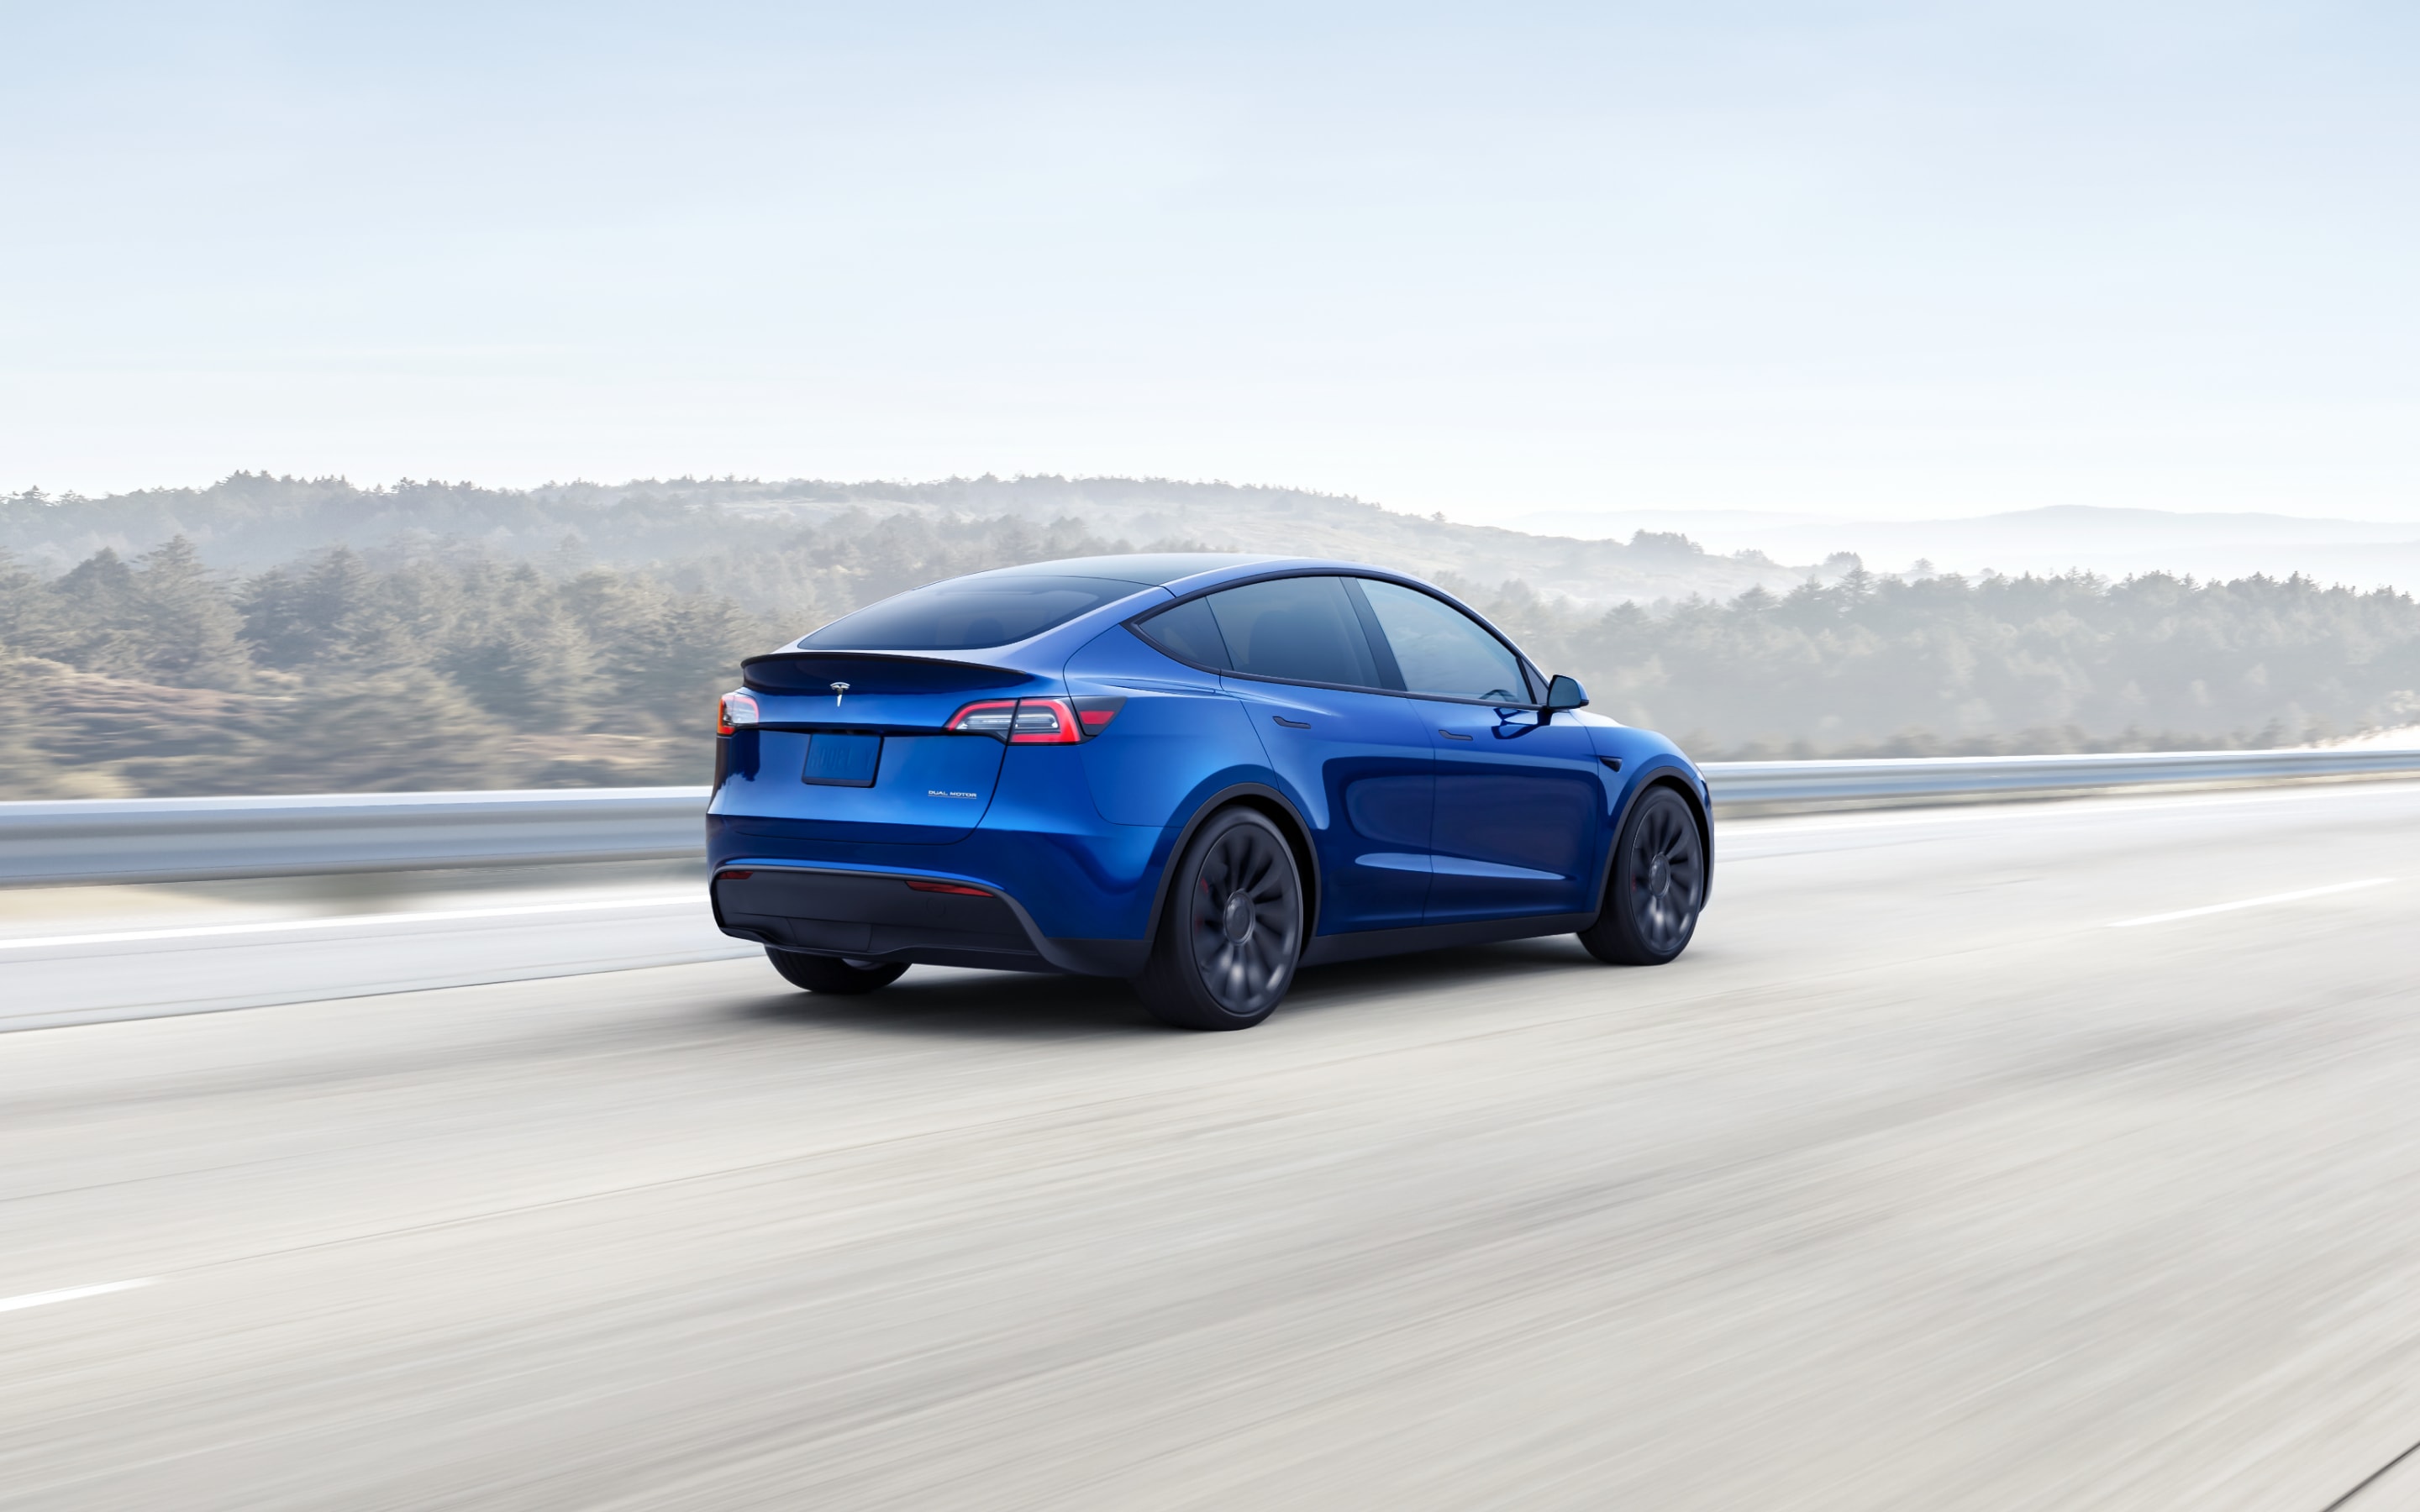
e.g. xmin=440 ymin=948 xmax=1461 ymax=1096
xmin=1578 ymin=785 xmax=1705 ymax=965
xmin=1134 ymin=807 xmax=1304 ymax=1030
xmin=765 ymin=948 xmax=908 ymax=995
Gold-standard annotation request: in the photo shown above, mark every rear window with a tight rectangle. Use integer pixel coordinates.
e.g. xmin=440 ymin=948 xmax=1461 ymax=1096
xmin=1202 ymin=576 xmax=1383 ymax=689
xmin=1133 ymin=597 xmax=1233 ymax=669
xmin=800 ymin=575 xmax=1147 ymax=651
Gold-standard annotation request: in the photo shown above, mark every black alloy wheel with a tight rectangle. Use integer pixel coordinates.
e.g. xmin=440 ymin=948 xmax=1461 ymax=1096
xmin=1578 ymin=785 xmax=1706 ymax=965
xmin=765 ymin=948 xmax=908 ymax=995
xmin=1134 ymin=807 xmax=1305 ymax=1030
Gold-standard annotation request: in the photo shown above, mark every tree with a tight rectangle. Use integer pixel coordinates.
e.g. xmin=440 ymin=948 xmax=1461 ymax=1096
xmin=132 ymin=537 xmax=249 ymax=687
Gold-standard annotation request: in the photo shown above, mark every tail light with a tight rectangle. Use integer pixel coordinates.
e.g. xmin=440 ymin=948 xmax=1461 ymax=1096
xmin=947 ymin=696 xmax=1116 ymax=743
xmin=1007 ymin=698 xmax=1079 ymax=744
xmin=948 ymin=699 xmax=1021 ymax=736
xmin=718 ymin=690 xmax=760 ymax=735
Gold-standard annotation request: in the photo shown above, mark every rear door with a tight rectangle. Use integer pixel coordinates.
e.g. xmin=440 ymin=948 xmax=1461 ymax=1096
xmin=1354 ymin=579 xmax=1607 ymax=921
xmin=1191 ymin=576 xmax=1435 ymax=934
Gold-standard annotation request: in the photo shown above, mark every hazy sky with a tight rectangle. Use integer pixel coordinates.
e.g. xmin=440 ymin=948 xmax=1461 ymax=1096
xmin=4 ymin=1 xmax=2417 ymax=521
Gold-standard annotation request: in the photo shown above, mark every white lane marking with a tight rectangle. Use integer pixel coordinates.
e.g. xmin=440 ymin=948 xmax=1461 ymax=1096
xmin=0 ymin=894 xmax=699 ymax=953
xmin=2108 ymin=878 xmax=2398 ymax=929
xmin=0 ymin=1278 xmax=156 ymax=1314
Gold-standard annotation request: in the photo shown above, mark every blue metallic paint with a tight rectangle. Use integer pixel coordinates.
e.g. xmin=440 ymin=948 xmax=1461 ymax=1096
xmin=1218 ymin=676 xmax=1435 ymax=933
xmin=706 ymin=556 xmax=1712 ymax=975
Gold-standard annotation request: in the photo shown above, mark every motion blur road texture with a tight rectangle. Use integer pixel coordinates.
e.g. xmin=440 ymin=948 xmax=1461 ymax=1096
xmin=7 ymin=784 xmax=2420 ymax=1509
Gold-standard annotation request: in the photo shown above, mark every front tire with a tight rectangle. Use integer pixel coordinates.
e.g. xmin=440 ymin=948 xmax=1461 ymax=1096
xmin=1578 ymin=785 xmax=1705 ymax=965
xmin=766 ymin=948 xmax=908 ymax=995
xmin=1134 ymin=807 xmax=1304 ymax=1030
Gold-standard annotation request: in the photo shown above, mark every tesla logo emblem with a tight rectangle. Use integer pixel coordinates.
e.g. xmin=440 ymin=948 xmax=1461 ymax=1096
xmin=830 ymin=680 xmax=850 ymax=708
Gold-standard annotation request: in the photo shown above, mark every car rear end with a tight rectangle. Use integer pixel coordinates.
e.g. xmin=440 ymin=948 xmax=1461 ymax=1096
xmin=705 ymin=569 xmax=1176 ymax=977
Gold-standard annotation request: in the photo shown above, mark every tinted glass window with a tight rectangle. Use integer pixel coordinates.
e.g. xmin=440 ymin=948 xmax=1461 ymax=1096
xmin=1204 ymin=576 xmax=1383 ymax=688
xmin=801 ymin=575 xmax=1144 ymax=650
xmin=1359 ymin=580 xmax=1530 ymax=701
xmin=1135 ymin=596 xmax=1232 ymax=668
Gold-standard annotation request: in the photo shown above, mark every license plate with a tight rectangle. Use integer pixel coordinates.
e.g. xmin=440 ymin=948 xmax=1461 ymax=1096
xmin=802 ymin=733 xmax=881 ymax=787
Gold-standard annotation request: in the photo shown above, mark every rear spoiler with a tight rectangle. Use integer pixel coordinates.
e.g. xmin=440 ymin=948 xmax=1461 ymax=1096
xmin=739 ymin=652 xmax=1034 ymax=697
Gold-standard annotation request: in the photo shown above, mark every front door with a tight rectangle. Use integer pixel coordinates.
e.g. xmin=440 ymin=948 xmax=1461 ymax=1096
xmin=1423 ymin=703 xmax=1605 ymax=921
xmin=1349 ymin=576 xmax=1607 ymax=922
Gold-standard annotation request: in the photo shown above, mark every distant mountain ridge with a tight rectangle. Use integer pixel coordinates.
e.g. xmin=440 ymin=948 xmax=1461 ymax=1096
xmin=1513 ymin=505 xmax=2420 ymax=592
xmin=1 ymin=474 xmax=1815 ymax=609
xmin=17 ymin=475 xmax=2419 ymax=613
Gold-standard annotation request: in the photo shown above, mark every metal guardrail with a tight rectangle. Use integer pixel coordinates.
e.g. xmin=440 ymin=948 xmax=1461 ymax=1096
xmin=1703 ymin=747 xmax=2420 ymax=806
xmin=3 ymin=748 xmax=2418 ymax=886
xmin=0 ymin=788 xmax=713 ymax=887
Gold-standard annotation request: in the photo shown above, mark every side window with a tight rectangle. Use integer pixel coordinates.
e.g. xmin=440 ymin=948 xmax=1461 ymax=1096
xmin=1134 ymin=596 xmax=1232 ymax=669
xmin=1202 ymin=576 xmax=1384 ymax=689
xmin=1357 ymin=580 xmax=1530 ymax=701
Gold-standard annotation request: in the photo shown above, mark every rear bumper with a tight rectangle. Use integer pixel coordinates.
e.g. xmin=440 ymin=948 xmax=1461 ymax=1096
xmin=710 ymin=863 xmax=1148 ymax=977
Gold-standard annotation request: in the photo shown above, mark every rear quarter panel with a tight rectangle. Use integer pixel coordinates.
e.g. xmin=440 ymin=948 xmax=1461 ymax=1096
xmin=1063 ymin=626 xmax=1268 ymax=828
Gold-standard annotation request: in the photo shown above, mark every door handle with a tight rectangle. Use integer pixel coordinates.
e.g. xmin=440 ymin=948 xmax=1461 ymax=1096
xmin=1272 ymin=716 xmax=1310 ymax=729
xmin=1439 ymin=729 xmax=1473 ymax=740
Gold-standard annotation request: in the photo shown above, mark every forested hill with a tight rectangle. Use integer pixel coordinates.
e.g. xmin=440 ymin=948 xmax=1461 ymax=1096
xmin=3 ymin=524 xmax=2416 ymax=797
xmin=1478 ymin=569 xmax=2420 ymax=760
xmin=0 ymin=474 xmax=1808 ymax=611
xmin=5 ymin=472 xmax=2417 ymax=795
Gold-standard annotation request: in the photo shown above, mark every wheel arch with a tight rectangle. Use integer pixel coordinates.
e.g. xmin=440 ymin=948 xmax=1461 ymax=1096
xmin=1596 ymin=767 xmax=1714 ymax=915
xmin=1653 ymin=771 xmax=1714 ymax=906
xmin=1141 ymin=782 xmax=1322 ymax=958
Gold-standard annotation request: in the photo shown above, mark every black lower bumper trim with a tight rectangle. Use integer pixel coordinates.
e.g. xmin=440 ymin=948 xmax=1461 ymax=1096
xmin=711 ymin=868 xmax=1144 ymax=978
xmin=1044 ymin=938 xmax=1149 ymax=977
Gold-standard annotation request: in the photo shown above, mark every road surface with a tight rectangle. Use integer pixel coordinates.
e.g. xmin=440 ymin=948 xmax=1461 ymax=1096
xmin=6 ymin=782 xmax=2420 ymax=1509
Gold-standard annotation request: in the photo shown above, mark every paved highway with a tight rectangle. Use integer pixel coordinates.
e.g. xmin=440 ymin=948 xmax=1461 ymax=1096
xmin=6 ymin=782 xmax=2420 ymax=1509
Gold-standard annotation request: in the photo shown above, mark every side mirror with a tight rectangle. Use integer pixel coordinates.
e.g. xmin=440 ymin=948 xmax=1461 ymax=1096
xmin=1542 ymin=674 xmax=1588 ymax=722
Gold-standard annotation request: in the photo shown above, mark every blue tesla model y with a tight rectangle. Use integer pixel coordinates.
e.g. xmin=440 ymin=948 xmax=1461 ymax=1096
xmin=708 ymin=555 xmax=1710 ymax=1029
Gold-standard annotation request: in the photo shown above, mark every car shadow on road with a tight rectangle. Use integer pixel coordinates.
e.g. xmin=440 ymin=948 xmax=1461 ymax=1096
xmin=1289 ymin=932 xmax=1605 ymax=1009
xmin=732 ymin=965 xmax=1151 ymax=1040
xmin=732 ymin=932 xmax=1612 ymax=1040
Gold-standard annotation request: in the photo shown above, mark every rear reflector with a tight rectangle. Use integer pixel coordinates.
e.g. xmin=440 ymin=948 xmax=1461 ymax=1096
xmin=717 ymin=870 xmax=753 ymax=880
xmin=906 ymin=879 xmax=991 ymax=896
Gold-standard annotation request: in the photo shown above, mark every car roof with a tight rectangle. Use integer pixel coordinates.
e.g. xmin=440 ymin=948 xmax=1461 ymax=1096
xmin=956 ymin=553 xmax=1287 ymax=589
xmin=760 ymin=554 xmax=1490 ymax=668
